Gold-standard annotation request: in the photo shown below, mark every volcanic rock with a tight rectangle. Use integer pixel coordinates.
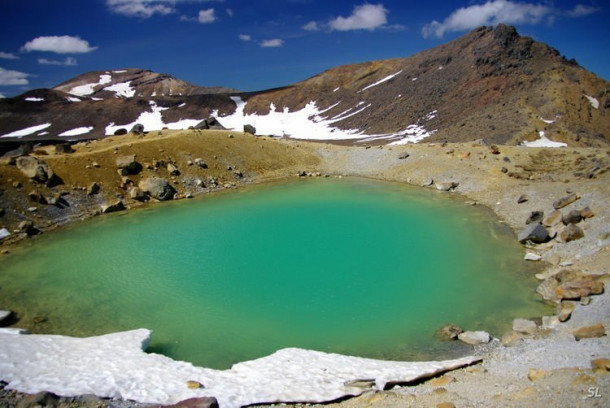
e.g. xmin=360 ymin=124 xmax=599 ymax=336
xmin=573 ymin=323 xmax=606 ymax=341
xmin=244 ymin=124 xmax=256 ymax=135
xmin=101 ymin=200 xmax=126 ymax=214
xmin=562 ymin=210 xmax=582 ymax=225
xmin=560 ymin=224 xmax=584 ymax=242
xmin=15 ymin=156 xmax=57 ymax=185
xmin=457 ymin=331 xmax=490 ymax=345
xmin=553 ymin=193 xmax=579 ymax=209
xmin=138 ymin=177 xmax=176 ymax=201
xmin=518 ymin=223 xmax=549 ymax=244
xmin=116 ymin=155 xmax=142 ymax=175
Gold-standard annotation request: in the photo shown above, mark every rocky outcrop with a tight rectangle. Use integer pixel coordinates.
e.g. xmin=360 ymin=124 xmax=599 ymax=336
xmin=116 ymin=155 xmax=142 ymax=175
xmin=15 ymin=156 xmax=60 ymax=186
xmin=138 ymin=177 xmax=176 ymax=201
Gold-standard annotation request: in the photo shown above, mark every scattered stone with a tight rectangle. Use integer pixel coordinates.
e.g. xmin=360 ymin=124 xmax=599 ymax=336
xmin=167 ymin=396 xmax=219 ymax=408
xmin=139 ymin=177 xmax=177 ymax=201
xmin=130 ymin=123 xmax=144 ymax=134
xmin=18 ymin=220 xmax=39 ymax=236
xmin=553 ymin=193 xmax=579 ymax=209
xmin=398 ymin=152 xmax=410 ymax=159
xmin=195 ymin=179 xmax=205 ymax=188
xmin=435 ymin=181 xmax=459 ymax=191
xmin=428 ymin=376 xmax=455 ymax=387
xmin=128 ymin=187 xmax=147 ymax=201
xmin=580 ymin=296 xmax=591 ymax=305
xmin=87 ymin=182 xmax=100 ymax=196
xmin=525 ymin=211 xmax=544 ymax=225
xmin=501 ymin=167 xmax=508 ymax=173
xmin=12 ymin=181 xmax=22 ymax=188
xmin=54 ymin=143 xmax=74 ymax=154
xmin=512 ymin=318 xmax=537 ymax=334
xmin=445 ymin=149 xmax=454 ymax=154
xmin=556 ymin=279 xmax=604 ymax=300
xmin=437 ymin=324 xmax=463 ymax=340
xmin=244 ymin=124 xmax=256 ymax=135
xmin=556 ymin=301 xmax=576 ymax=322
xmin=490 ymin=145 xmax=500 ymax=155
xmin=92 ymin=161 xmax=100 ymax=168
xmin=457 ymin=331 xmax=490 ymax=345
xmin=194 ymin=158 xmax=207 ymax=168
xmin=573 ymin=323 xmax=606 ymax=341
xmin=524 ymin=252 xmax=541 ymax=261
xmin=0 ymin=310 xmax=13 ymax=325
xmin=457 ymin=151 xmax=471 ymax=159
xmin=167 ymin=163 xmax=180 ymax=176
xmin=27 ymin=190 xmax=47 ymax=205
xmin=580 ymin=206 xmax=594 ymax=219
xmin=562 ymin=210 xmax=582 ymax=225
xmin=187 ymin=160 xmax=193 ymax=166
xmin=517 ymin=194 xmax=529 ymax=203
xmin=114 ymin=128 xmax=128 ymax=136
xmin=186 ymin=380 xmax=204 ymax=389
xmin=591 ymin=358 xmax=610 ymax=373
xmin=15 ymin=156 xmax=58 ymax=185
xmin=436 ymin=402 xmax=455 ymax=408
xmin=32 ymin=315 xmax=47 ymax=324
xmin=527 ymin=369 xmax=547 ymax=381
xmin=422 ymin=178 xmax=434 ymax=186
xmin=101 ymin=200 xmax=126 ymax=214
xmin=233 ymin=170 xmax=243 ymax=178
xmin=0 ymin=228 xmax=10 ymax=242
xmin=116 ymin=155 xmax=142 ymax=175
xmin=560 ymin=224 xmax=584 ymax=242
xmin=185 ymin=192 xmax=193 ymax=199
xmin=501 ymin=330 xmax=524 ymax=347
xmin=543 ymin=210 xmax=562 ymax=227
xmin=195 ymin=117 xmax=226 ymax=130
xmin=518 ymin=223 xmax=549 ymax=244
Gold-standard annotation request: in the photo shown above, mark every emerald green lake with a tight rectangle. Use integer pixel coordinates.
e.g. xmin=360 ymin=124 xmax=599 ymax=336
xmin=0 ymin=178 xmax=549 ymax=369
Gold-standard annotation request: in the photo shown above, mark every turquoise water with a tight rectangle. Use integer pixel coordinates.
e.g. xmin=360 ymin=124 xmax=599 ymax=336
xmin=0 ymin=178 xmax=549 ymax=369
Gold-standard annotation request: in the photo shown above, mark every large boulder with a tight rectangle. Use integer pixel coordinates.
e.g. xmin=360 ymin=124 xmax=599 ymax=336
xmin=15 ymin=156 xmax=59 ymax=186
xmin=138 ymin=177 xmax=176 ymax=201
xmin=244 ymin=124 xmax=256 ymax=135
xmin=195 ymin=117 xmax=226 ymax=130
xmin=560 ymin=224 xmax=584 ymax=242
xmin=101 ymin=200 xmax=126 ymax=214
xmin=130 ymin=124 xmax=145 ymax=134
xmin=518 ymin=223 xmax=549 ymax=244
xmin=458 ymin=331 xmax=490 ymax=345
xmin=116 ymin=155 xmax=142 ymax=175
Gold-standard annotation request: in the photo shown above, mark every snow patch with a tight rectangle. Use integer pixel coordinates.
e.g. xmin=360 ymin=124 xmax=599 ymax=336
xmin=105 ymin=101 xmax=201 ymax=135
xmin=58 ymin=127 xmax=94 ymax=137
xmin=412 ymin=77 xmax=418 ymax=81
xmin=522 ymin=131 xmax=567 ymax=148
xmin=24 ymin=97 xmax=44 ymax=102
xmin=333 ymin=87 xmax=340 ymax=93
xmin=584 ymin=94 xmax=599 ymax=109
xmin=388 ymin=124 xmax=437 ymax=145
xmin=0 ymin=329 xmax=479 ymax=407
xmin=358 ymin=70 xmax=403 ymax=93
xmin=539 ymin=116 xmax=556 ymax=124
xmin=178 ymin=103 xmax=186 ymax=108
xmin=99 ymin=74 xmax=112 ymax=85
xmin=1 ymin=123 xmax=51 ymax=138
xmin=104 ymin=81 xmax=135 ymax=98
xmin=112 ymin=70 xmax=127 ymax=74
xmin=215 ymin=97 xmax=365 ymax=140
xmin=69 ymin=74 xmax=113 ymax=96
xmin=66 ymin=97 xmax=81 ymax=103
xmin=37 ymin=131 xmax=49 ymax=136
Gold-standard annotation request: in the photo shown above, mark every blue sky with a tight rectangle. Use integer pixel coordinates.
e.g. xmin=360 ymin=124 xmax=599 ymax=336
xmin=0 ymin=0 xmax=607 ymax=97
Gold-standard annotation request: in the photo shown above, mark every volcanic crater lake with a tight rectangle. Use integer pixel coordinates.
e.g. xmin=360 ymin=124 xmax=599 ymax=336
xmin=0 ymin=178 xmax=550 ymax=369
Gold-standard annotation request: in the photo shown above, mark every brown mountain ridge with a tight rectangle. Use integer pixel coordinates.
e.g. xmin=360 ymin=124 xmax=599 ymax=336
xmin=0 ymin=24 xmax=608 ymax=147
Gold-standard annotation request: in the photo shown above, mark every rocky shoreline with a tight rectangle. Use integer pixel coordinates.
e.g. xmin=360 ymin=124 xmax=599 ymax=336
xmin=0 ymin=130 xmax=609 ymax=407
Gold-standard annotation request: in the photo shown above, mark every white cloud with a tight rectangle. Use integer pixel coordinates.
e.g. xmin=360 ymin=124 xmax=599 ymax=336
xmin=260 ymin=39 xmax=285 ymax=48
xmin=0 ymin=52 xmax=19 ymax=60
xmin=198 ymin=8 xmax=216 ymax=23
xmin=226 ymin=8 xmax=234 ymax=17
xmin=302 ymin=21 xmax=320 ymax=31
xmin=566 ymin=4 xmax=600 ymax=18
xmin=422 ymin=0 xmax=598 ymax=38
xmin=329 ymin=4 xmax=388 ymax=31
xmin=107 ymin=0 xmax=220 ymax=19
xmin=239 ymin=34 xmax=252 ymax=41
xmin=107 ymin=0 xmax=174 ymax=18
xmin=0 ymin=67 xmax=30 ymax=86
xmin=22 ymin=36 xmax=97 ymax=54
xmin=38 ymin=57 xmax=78 ymax=66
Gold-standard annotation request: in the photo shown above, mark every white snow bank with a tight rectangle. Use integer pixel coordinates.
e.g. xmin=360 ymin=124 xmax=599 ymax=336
xmin=113 ymin=70 xmax=127 ymax=74
xmin=24 ymin=97 xmax=44 ymax=102
xmin=215 ymin=97 xmax=364 ymax=140
xmin=1 ymin=123 xmax=51 ymax=138
xmin=522 ymin=131 xmax=567 ymax=148
xmin=358 ymin=70 xmax=402 ymax=93
xmin=99 ymin=74 xmax=112 ymax=85
xmin=388 ymin=124 xmax=437 ymax=145
xmin=66 ymin=97 xmax=81 ymax=103
xmin=584 ymin=94 xmax=599 ymax=109
xmin=59 ymin=127 xmax=94 ymax=137
xmin=539 ymin=116 xmax=556 ymax=124
xmin=69 ymin=74 xmax=113 ymax=96
xmin=105 ymin=81 xmax=135 ymax=98
xmin=105 ymin=101 xmax=202 ymax=135
xmin=0 ymin=329 xmax=479 ymax=407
